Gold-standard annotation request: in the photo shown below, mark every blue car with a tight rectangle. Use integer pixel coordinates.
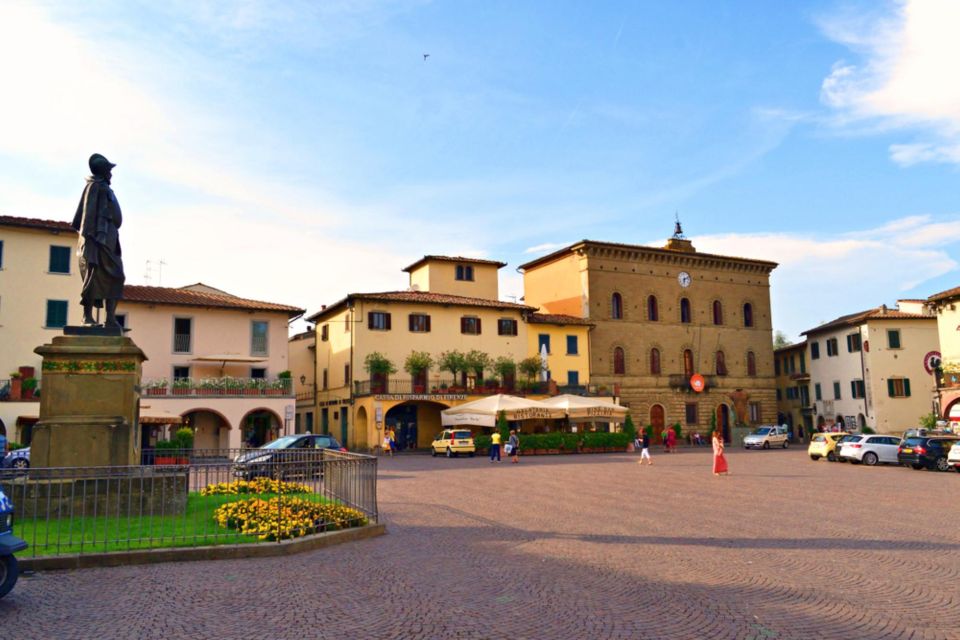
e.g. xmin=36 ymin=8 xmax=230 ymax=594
xmin=0 ymin=487 xmax=27 ymax=597
xmin=1 ymin=447 xmax=29 ymax=472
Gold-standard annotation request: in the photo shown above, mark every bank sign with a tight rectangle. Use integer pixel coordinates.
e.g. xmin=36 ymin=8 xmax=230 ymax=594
xmin=374 ymin=394 xmax=467 ymax=402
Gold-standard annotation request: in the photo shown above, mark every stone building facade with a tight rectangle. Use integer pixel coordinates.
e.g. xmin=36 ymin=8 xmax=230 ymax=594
xmin=520 ymin=229 xmax=778 ymax=443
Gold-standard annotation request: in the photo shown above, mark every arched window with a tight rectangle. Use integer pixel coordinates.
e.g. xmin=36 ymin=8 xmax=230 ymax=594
xmin=743 ymin=302 xmax=754 ymax=327
xmin=713 ymin=300 xmax=723 ymax=325
xmin=716 ymin=351 xmax=727 ymax=376
xmin=650 ymin=348 xmax=661 ymax=375
xmin=647 ymin=295 xmax=659 ymax=321
xmin=683 ymin=349 xmax=694 ymax=377
xmin=747 ymin=351 xmax=757 ymax=376
xmin=680 ymin=298 xmax=691 ymax=323
xmin=611 ymin=293 xmax=623 ymax=320
xmin=613 ymin=347 xmax=625 ymax=375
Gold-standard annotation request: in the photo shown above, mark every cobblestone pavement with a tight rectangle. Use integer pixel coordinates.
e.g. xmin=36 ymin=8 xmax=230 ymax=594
xmin=4 ymin=448 xmax=960 ymax=639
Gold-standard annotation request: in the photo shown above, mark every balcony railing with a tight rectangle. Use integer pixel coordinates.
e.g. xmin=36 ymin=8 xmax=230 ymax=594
xmin=352 ymin=379 xmax=604 ymax=397
xmin=142 ymin=376 xmax=292 ymax=398
xmin=0 ymin=378 xmax=41 ymax=402
xmin=173 ymin=333 xmax=192 ymax=353
xmin=668 ymin=373 xmax=718 ymax=392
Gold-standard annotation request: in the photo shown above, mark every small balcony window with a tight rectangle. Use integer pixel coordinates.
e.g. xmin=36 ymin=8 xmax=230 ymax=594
xmin=251 ymin=321 xmax=268 ymax=355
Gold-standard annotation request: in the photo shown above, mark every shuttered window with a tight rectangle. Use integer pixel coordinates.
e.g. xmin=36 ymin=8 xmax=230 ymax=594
xmin=368 ymin=312 xmax=391 ymax=331
xmin=887 ymin=329 xmax=901 ymax=349
xmin=887 ymin=378 xmax=910 ymax=397
xmin=45 ymin=300 xmax=68 ymax=328
xmin=497 ymin=319 xmax=517 ymax=335
xmin=409 ymin=314 xmax=431 ymax=332
xmin=461 ymin=317 xmax=481 ymax=335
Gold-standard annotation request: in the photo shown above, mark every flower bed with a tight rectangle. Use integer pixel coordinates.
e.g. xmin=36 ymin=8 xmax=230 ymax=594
xmin=200 ymin=478 xmax=312 ymax=496
xmin=214 ymin=497 xmax=368 ymax=541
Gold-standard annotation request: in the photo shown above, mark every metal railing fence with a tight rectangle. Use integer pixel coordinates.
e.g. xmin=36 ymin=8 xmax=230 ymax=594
xmin=1 ymin=449 xmax=377 ymax=558
xmin=142 ymin=376 xmax=293 ymax=398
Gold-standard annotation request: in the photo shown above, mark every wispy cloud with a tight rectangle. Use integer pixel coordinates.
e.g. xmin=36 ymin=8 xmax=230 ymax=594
xmin=523 ymin=242 xmax=569 ymax=254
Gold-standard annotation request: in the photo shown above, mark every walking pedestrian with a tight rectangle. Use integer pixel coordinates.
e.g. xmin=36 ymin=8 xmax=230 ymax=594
xmin=387 ymin=426 xmax=397 ymax=455
xmin=508 ymin=429 xmax=520 ymax=464
xmin=661 ymin=428 xmax=669 ymax=452
xmin=637 ymin=430 xmax=653 ymax=465
xmin=666 ymin=427 xmax=677 ymax=453
xmin=712 ymin=430 xmax=729 ymax=476
xmin=382 ymin=429 xmax=393 ymax=457
xmin=490 ymin=430 xmax=502 ymax=462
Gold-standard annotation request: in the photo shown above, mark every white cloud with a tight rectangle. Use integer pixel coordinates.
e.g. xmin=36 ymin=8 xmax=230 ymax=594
xmin=818 ymin=0 xmax=960 ymax=165
xmin=523 ymin=242 xmax=568 ymax=254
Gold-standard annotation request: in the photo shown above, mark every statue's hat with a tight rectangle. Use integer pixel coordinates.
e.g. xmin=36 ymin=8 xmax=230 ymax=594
xmin=88 ymin=153 xmax=117 ymax=175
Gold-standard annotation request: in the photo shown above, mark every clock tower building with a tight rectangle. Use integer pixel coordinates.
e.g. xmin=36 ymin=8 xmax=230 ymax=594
xmin=519 ymin=226 xmax=778 ymax=443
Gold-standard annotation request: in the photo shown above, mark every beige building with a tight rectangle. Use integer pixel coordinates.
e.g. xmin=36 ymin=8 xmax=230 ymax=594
xmin=802 ymin=301 xmax=939 ymax=433
xmin=0 ymin=215 xmax=84 ymax=441
xmin=298 ymin=256 xmax=594 ymax=451
xmin=519 ymin=228 xmax=778 ymax=443
xmin=926 ymin=286 xmax=960 ymax=427
xmin=773 ymin=342 xmax=811 ymax=440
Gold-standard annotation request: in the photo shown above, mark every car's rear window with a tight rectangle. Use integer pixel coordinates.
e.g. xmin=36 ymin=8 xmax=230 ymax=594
xmin=903 ymin=437 xmax=926 ymax=447
xmin=812 ymin=435 xmax=826 ymax=442
xmin=453 ymin=431 xmax=472 ymax=439
xmin=840 ymin=435 xmax=862 ymax=443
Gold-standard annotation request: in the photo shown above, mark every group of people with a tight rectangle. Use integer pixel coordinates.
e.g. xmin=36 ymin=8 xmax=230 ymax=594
xmin=488 ymin=429 xmax=520 ymax=464
xmin=634 ymin=429 xmax=729 ymax=476
xmin=381 ymin=427 xmax=397 ymax=457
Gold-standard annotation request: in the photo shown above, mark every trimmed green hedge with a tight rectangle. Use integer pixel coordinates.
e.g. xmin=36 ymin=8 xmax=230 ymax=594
xmin=473 ymin=432 xmax=629 ymax=451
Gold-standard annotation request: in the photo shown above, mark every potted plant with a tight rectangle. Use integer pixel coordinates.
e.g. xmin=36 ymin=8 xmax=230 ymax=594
xmin=439 ymin=350 xmax=467 ymax=391
xmin=8 ymin=372 xmax=21 ymax=401
xmin=623 ymin=414 xmax=637 ymax=452
xmin=493 ymin=357 xmax=516 ymax=392
xmin=174 ymin=427 xmax=194 ymax=462
xmin=404 ymin=351 xmax=433 ymax=394
xmin=276 ymin=370 xmax=292 ymax=395
xmin=465 ymin=350 xmax=492 ymax=389
xmin=21 ymin=377 xmax=38 ymax=400
xmin=244 ymin=378 xmax=264 ymax=396
xmin=153 ymin=439 xmax=179 ymax=465
xmin=145 ymin=378 xmax=168 ymax=396
xmin=517 ymin=356 xmax=542 ymax=393
xmin=266 ymin=379 xmax=286 ymax=396
xmin=172 ymin=378 xmax=192 ymax=396
xmin=364 ymin=352 xmax=397 ymax=394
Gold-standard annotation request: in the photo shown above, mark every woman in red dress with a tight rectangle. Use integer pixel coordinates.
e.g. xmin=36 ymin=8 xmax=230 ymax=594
xmin=712 ymin=430 xmax=729 ymax=476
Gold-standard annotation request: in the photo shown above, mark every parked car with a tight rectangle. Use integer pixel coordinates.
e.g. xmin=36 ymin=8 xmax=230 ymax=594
xmin=808 ymin=433 xmax=847 ymax=461
xmin=0 ymin=487 xmax=28 ymax=598
xmin=833 ymin=434 xmax=864 ymax=462
xmin=431 ymin=429 xmax=476 ymax=458
xmin=947 ymin=439 xmax=960 ymax=472
xmin=897 ymin=436 xmax=959 ymax=472
xmin=233 ymin=434 xmax=346 ymax=479
xmin=743 ymin=425 xmax=789 ymax=449
xmin=838 ymin=434 xmax=902 ymax=465
xmin=1 ymin=447 xmax=29 ymax=471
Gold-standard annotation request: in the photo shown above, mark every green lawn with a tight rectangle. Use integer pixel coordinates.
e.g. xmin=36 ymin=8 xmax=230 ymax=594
xmin=14 ymin=491 xmax=332 ymax=557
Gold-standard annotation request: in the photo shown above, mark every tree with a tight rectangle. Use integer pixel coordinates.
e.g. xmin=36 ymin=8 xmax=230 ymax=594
xmin=919 ymin=412 xmax=938 ymax=430
xmin=622 ymin=413 xmax=636 ymax=440
xmin=364 ymin=352 xmax=397 ymax=376
xmin=518 ymin=356 xmax=542 ymax=382
xmin=493 ymin=356 xmax=516 ymax=385
xmin=404 ymin=351 xmax=433 ymax=376
xmin=439 ymin=350 xmax=467 ymax=382
xmin=773 ymin=330 xmax=790 ymax=349
xmin=464 ymin=350 xmax=492 ymax=382
xmin=497 ymin=410 xmax=510 ymax=442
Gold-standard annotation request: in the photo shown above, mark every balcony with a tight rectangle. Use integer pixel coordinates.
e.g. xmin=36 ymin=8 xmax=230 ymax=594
xmin=141 ymin=376 xmax=292 ymax=398
xmin=173 ymin=333 xmax=192 ymax=353
xmin=668 ymin=373 xmax=718 ymax=392
xmin=352 ymin=378 xmax=606 ymax=398
xmin=937 ymin=370 xmax=960 ymax=390
xmin=0 ymin=378 xmax=40 ymax=402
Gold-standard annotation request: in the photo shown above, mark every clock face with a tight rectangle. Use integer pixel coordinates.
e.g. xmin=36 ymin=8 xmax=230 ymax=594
xmin=678 ymin=271 xmax=691 ymax=288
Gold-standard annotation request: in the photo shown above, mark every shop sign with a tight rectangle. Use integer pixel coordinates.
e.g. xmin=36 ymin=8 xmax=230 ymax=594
xmin=374 ymin=394 xmax=466 ymax=401
xmin=585 ymin=406 xmax=616 ymax=417
xmin=512 ymin=407 xmax=555 ymax=420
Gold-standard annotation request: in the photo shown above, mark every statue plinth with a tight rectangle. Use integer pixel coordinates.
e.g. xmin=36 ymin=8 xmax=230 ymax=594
xmin=32 ymin=333 xmax=147 ymax=469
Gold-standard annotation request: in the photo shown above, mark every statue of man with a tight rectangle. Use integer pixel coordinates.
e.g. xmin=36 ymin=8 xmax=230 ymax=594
xmin=71 ymin=153 xmax=125 ymax=328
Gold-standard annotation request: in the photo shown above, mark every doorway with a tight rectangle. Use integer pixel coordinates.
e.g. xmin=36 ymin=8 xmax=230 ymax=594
xmin=650 ymin=404 xmax=665 ymax=444
xmin=386 ymin=404 xmax=419 ymax=451
xmin=717 ymin=404 xmax=731 ymax=443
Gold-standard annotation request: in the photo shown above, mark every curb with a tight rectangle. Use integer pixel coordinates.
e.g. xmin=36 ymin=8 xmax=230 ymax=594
xmin=20 ymin=522 xmax=387 ymax=572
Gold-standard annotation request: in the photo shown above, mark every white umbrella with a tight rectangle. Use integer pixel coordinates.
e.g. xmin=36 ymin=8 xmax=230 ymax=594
xmin=441 ymin=394 xmax=566 ymax=427
xmin=539 ymin=343 xmax=549 ymax=382
xmin=540 ymin=394 xmax=628 ymax=422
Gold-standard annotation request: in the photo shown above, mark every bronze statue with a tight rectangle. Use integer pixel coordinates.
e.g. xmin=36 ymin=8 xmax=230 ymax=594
xmin=71 ymin=153 xmax=125 ymax=328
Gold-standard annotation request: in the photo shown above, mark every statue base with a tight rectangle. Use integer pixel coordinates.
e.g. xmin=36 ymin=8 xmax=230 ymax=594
xmin=63 ymin=325 xmax=129 ymax=337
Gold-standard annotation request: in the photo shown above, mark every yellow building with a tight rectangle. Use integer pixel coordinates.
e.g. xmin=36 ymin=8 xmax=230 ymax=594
xmin=926 ymin=287 xmax=960 ymax=427
xmin=297 ymin=256 xmax=593 ymax=451
xmin=520 ymin=227 xmax=778 ymax=444
xmin=773 ymin=342 xmax=811 ymax=440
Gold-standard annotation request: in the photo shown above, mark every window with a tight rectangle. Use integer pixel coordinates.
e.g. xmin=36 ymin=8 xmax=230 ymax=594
xmin=49 ymin=245 xmax=71 ymax=274
xmin=811 ymin=342 xmax=820 ymax=360
xmin=775 ymin=358 xmax=781 ymax=375
xmin=815 ymin=383 xmax=822 ymax=401
xmin=538 ymin=334 xmax=551 ymax=354
xmin=613 ymin=347 xmax=625 ymax=375
xmin=746 ymin=351 xmax=757 ymax=377
xmin=305 ymin=412 xmax=314 ymax=432
xmin=833 ymin=381 xmax=841 ymax=400
xmin=409 ymin=313 xmax=431 ymax=332
xmin=680 ymin=298 xmax=691 ymax=323
xmin=650 ymin=348 xmax=661 ymax=375
xmin=344 ymin=363 xmax=350 ymax=386
xmin=789 ymin=355 xmax=796 ymax=374
xmin=887 ymin=329 xmax=901 ymax=349
xmin=322 ymin=368 xmax=328 ymax=390
xmin=566 ymin=335 xmax=578 ymax=355
xmin=887 ymin=378 xmax=911 ymax=397
xmin=461 ymin=316 xmax=481 ymax=335
xmin=497 ymin=318 xmax=517 ymax=336
xmin=715 ymin=351 xmax=727 ymax=376
xmin=800 ymin=354 xmax=806 ymax=374
xmin=776 ymin=388 xmax=782 ymax=401
xmin=826 ymin=338 xmax=838 ymax=357
xmin=567 ymin=371 xmax=579 ymax=386
xmin=45 ymin=300 xmax=68 ymax=327
xmin=173 ymin=317 xmax=192 ymax=353
xmin=685 ymin=403 xmax=698 ymax=425
xmin=712 ymin=300 xmax=723 ymax=325
xmin=0 ymin=240 xmax=4 ymax=268
xmin=846 ymin=333 xmax=862 ymax=352
xmin=250 ymin=368 xmax=266 ymax=379
xmin=851 ymin=379 xmax=865 ymax=399
xmin=647 ymin=295 xmax=658 ymax=321
xmin=455 ymin=264 xmax=474 ymax=281
xmin=611 ymin=292 xmax=623 ymax=319
xmin=115 ymin=314 xmax=127 ymax=328
xmin=743 ymin=303 xmax=754 ymax=327
xmin=748 ymin=402 xmax=762 ymax=423
xmin=320 ymin=324 xmax=329 ymax=341
xmin=251 ymin=320 xmax=268 ymax=355
xmin=683 ymin=349 xmax=694 ymax=377
xmin=173 ymin=366 xmax=190 ymax=379
xmin=368 ymin=312 xmax=391 ymax=331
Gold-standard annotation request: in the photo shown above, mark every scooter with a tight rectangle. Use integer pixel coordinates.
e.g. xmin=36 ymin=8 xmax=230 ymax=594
xmin=0 ymin=487 xmax=27 ymax=598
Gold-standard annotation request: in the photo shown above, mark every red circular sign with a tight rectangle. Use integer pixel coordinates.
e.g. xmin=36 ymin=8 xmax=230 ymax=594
xmin=690 ymin=374 xmax=705 ymax=393
xmin=923 ymin=351 xmax=942 ymax=375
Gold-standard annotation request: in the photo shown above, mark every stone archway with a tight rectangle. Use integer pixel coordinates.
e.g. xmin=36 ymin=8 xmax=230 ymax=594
xmin=183 ymin=408 xmax=232 ymax=450
xmin=649 ymin=404 xmax=665 ymax=444
xmin=385 ymin=401 xmax=452 ymax=450
xmin=240 ymin=408 xmax=283 ymax=448
xmin=355 ymin=406 xmax=369 ymax=451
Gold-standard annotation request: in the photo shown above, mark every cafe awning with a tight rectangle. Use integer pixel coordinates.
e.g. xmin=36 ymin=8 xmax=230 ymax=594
xmin=539 ymin=394 xmax=628 ymax=422
xmin=441 ymin=394 xmax=566 ymax=427
xmin=192 ymin=354 xmax=268 ymax=364
xmin=19 ymin=407 xmax=183 ymax=426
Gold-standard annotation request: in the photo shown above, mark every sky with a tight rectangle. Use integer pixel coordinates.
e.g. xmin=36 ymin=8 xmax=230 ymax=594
xmin=1 ymin=0 xmax=959 ymax=341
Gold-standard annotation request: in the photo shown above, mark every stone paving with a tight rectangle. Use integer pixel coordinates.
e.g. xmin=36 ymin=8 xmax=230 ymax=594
xmin=4 ymin=447 xmax=960 ymax=639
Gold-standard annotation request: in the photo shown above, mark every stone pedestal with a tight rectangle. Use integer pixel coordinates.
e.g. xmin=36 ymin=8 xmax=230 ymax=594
xmin=32 ymin=334 xmax=147 ymax=469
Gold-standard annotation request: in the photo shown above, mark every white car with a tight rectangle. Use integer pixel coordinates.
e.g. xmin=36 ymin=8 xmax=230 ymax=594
xmin=743 ymin=425 xmax=789 ymax=449
xmin=838 ymin=434 xmax=901 ymax=465
xmin=948 ymin=440 xmax=960 ymax=472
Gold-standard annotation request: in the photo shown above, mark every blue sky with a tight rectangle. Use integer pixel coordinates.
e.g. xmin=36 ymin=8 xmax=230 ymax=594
xmin=1 ymin=0 xmax=959 ymax=339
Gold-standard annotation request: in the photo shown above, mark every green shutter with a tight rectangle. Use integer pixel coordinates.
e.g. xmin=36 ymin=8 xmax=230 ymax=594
xmin=887 ymin=379 xmax=895 ymax=397
xmin=903 ymin=378 xmax=911 ymax=397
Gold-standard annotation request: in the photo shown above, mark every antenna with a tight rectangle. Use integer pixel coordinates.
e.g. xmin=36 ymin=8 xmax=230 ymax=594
xmin=157 ymin=259 xmax=167 ymax=286
xmin=144 ymin=259 xmax=152 ymax=285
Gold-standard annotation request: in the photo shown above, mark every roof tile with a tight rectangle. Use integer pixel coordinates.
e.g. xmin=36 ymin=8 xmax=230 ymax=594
xmin=0 ymin=215 xmax=75 ymax=233
xmin=123 ymin=285 xmax=304 ymax=316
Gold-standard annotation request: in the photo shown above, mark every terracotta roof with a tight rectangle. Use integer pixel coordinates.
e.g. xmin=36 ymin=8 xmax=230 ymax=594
xmin=289 ymin=328 xmax=316 ymax=342
xmin=773 ymin=341 xmax=806 ymax=353
xmin=862 ymin=309 xmax=933 ymax=321
xmin=0 ymin=215 xmax=75 ymax=234
xmin=122 ymin=285 xmax=305 ymax=317
xmin=527 ymin=313 xmax=594 ymax=326
xmin=517 ymin=239 xmax=778 ymax=272
xmin=801 ymin=310 xmax=872 ymax=336
xmin=928 ymin=286 xmax=960 ymax=303
xmin=307 ymin=291 xmax=533 ymax=322
xmin=402 ymin=255 xmax=507 ymax=272
xmin=802 ymin=307 xmax=933 ymax=336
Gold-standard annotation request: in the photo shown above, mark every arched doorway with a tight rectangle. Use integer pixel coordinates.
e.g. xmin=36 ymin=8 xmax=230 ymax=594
xmin=355 ymin=406 xmax=369 ymax=451
xmin=835 ymin=415 xmax=845 ymax=430
xmin=240 ymin=408 xmax=283 ymax=447
xmin=716 ymin=404 xmax=731 ymax=443
xmin=857 ymin=413 xmax=867 ymax=432
xmin=650 ymin=404 xmax=665 ymax=444
xmin=385 ymin=401 xmax=451 ymax=450
xmin=184 ymin=409 xmax=231 ymax=450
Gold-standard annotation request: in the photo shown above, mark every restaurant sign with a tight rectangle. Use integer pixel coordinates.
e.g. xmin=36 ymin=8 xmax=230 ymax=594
xmin=585 ymin=406 xmax=617 ymax=417
xmin=512 ymin=407 xmax=556 ymax=420
xmin=374 ymin=394 xmax=467 ymax=402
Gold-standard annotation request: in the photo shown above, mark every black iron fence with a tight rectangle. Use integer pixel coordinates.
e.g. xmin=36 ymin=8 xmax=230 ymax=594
xmin=1 ymin=449 xmax=378 ymax=558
